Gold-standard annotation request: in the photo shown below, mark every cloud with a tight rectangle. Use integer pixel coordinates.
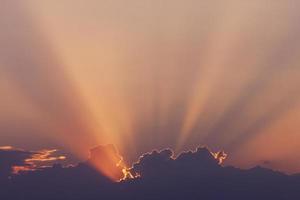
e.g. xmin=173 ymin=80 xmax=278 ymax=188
xmin=0 ymin=146 xmax=66 ymax=177
xmin=129 ymin=147 xmax=224 ymax=179
xmin=0 ymin=146 xmax=13 ymax=150
xmin=0 ymin=145 xmax=300 ymax=199
xmin=0 ymin=146 xmax=33 ymax=179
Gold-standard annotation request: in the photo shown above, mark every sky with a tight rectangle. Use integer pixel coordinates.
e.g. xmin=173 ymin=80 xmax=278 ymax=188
xmin=0 ymin=0 xmax=300 ymax=174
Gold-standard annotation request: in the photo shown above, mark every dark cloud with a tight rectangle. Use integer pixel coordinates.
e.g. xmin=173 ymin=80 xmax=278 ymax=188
xmin=0 ymin=147 xmax=33 ymax=180
xmin=1 ymin=145 xmax=299 ymax=199
xmin=130 ymin=149 xmax=174 ymax=178
xmin=130 ymin=147 xmax=225 ymax=179
xmin=0 ymin=146 xmax=66 ymax=180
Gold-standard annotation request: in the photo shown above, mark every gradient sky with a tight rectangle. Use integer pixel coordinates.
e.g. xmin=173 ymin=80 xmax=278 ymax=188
xmin=0 ymin=0 xmax=300 ymax=173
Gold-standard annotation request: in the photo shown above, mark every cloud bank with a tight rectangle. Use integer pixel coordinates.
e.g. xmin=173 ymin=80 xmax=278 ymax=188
xmin=0 ymin=146 xmax=65 ymax=178
xmin=0 ymin=145 xmax=299 ymax=200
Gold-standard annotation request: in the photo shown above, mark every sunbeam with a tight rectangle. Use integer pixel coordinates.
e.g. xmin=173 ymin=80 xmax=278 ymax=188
xmin=0 ymin=0 xmax=300 ymax=176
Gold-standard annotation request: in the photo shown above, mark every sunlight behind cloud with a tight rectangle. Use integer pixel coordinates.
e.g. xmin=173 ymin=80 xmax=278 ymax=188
xmin=0 ymin=0 xmax=299 ymax=175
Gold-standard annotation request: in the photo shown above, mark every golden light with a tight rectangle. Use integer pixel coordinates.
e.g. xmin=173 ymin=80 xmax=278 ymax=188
xmin=0 ymin=146 xmax=13 ymax=150
xmin=87 ymin=145 xmax=133 ymax=181
xmin=0 ymin=0 xmax=299 ymax=177
xmin=211 ymin=151 xmax=228 ymax=165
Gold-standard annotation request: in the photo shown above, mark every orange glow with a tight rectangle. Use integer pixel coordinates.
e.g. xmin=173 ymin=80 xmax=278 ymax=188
xmin=0 ymin=146 xmax=13 ymax=150
xmin=120 ymin=168 xmax=136 ymax=181
xmin=87 ymin=145 xmax=142 ymax=181
xmin=10 ymin=148 xmax=66 ymax=174
xmin=212 ymin=151 xmax=228 ymax=165
xmin=25 ymin=149 xmax=66 ymax=163
xmin=87 ymin=145 xmax=127 ymax=181
xmin=12 ymin=166 xmax=34 ymax=175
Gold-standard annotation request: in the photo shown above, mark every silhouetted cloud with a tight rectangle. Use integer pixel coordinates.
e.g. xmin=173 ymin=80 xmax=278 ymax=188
xmin=0 ymin=146 xmax=66 ymax=179
xmin=1 ymin=144 xmax=299 ymax=199
xmin=129 ymin=147 xmax=227 ymax=180
xmin=0 ymin=147 xmax=33 ymax=180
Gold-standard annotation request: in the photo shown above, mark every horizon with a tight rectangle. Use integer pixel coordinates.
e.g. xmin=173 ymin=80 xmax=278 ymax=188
xmin=0 ymin=143 xmax=298 ymax=178
xmin=1 ymin=143 xmax=299 ymax=199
